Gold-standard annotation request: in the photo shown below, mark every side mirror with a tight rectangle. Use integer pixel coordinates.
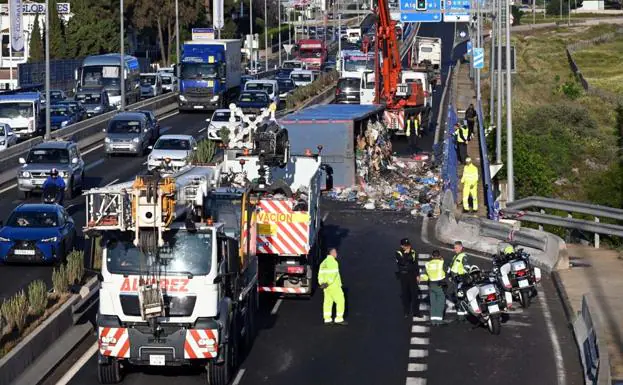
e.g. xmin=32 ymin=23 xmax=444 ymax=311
xmin=71 ymin=157 xmax=79 ymax=164
xmin=213 ymin=275 xmax=223 ymax=284
xmin=7 ymin=131 xmax=13 ymax=136
xmin=18 ymin=157 xmax=25 ymax=164
xmin=97 ymin=272 xmax=104 ymax=282
xmin=147 ymin=145 xmax=153 ymax=150
xmin=102 ymin=128 xmax=106 ymax=132
xmin=205 ymin=118 xmax=211 ymax=122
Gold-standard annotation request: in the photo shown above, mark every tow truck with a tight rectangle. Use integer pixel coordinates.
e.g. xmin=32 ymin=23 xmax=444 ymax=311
xmin=208 ymin=103 xmax=331 ymax=296
xmin=84 ymin=165 xmax=258 ymax=384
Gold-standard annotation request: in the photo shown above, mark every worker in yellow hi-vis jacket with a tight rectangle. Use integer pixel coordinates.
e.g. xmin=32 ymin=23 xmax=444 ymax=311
xmin=318 ymin=248 xmax=347 ymax=326
xmin=461 ymin=157 xmax=479 ymax=212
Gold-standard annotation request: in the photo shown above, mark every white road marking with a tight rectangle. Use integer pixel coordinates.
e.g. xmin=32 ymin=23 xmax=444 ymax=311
xmin=84 ymin=158 xmax=105 ymax=171
xmin=55 ymin=342 xmax=98 ymax=385
xmin=105 ymin=178 xmax=119 ymax=187
xmin=421 ymin=216 xmax=431 ymax=244
xmin=538 ymin=291 xmax=567 ymax=385
xmin=159 ymin=111 xmax=180 ymax=121
xmin=418 ymin=260 xmax=426 ymax=266
xmin=0 ymin=182 xmax=16 ymax=194
xmin=409 ymin=349 xmax=428 ymax=358
xmin=419 ymin=253 xmax=430 ymax=260
xmin=407 ymin=363 xmax=428 ymax=372
xmin=270 ymin=298 xmax=283 ymax=315
xmin=419 ymin=303 xmax=430 ymax=311
xmin=418 ymin=284 xmax=429 ymax=291
xmin=232 ymin=368 xmax=246 ymax=385
xmin=410 ymin=336 xmax=430 ymax=345
xmin=406 ymin=377 xmax=427 ymax=385
xmin=322 ymin=211 xmax=330 ymax=222
xmin=413 ymin=314 xmax=430 ymax=322
xmin=198 ymin=127 xmax=207 ymax=133
xmin=412 ymin=325 xmax=430 ymax=333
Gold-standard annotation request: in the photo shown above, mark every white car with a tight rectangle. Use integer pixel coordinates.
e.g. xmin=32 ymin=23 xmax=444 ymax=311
xmin=0 ymin=123 xmax=17 ymax=151
xmin=147 ymin=134 xmax=197 ymax=172
xmin=206 ymin=109 xmax=242 ymax=141
xmin=161 ymin=74 xmax=177 ymax=93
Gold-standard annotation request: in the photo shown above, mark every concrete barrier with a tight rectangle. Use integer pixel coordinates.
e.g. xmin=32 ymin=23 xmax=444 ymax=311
xmin=435 ymin=190 xmax=568 ymax=272
xmin=0 ymin=276 xmax=99 ymax=385
xmin=571 ymin=293 xmax=611 ymax=385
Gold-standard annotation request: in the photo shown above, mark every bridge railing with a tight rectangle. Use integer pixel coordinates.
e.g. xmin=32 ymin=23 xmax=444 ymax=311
xmin=476 ymin=100 xmax=496 ymax=219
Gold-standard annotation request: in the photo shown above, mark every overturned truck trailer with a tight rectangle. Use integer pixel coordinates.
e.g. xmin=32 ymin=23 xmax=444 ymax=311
xmin=279 ymin=104 xmax=386 ymax=188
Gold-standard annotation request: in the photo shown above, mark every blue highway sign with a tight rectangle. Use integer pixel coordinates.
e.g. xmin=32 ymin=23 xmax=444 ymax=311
xmin=466 ymin=40 xmax=472 ymax=55
xmin=400 ymin=0 xmax=442 ymax=23
xmin=444 ymin=0 xmax=470 ymax=22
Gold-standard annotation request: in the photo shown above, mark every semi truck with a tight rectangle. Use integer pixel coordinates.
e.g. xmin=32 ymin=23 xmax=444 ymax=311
xmin=85 ymin=167 xmax=258 ymax=385
xmin=413 ymin=36 xmax=442 ymax=69
xmin=178 ymin=39 xmax=242 ymax=111
xmin=296 ymin=39 xmax=328 ymax=71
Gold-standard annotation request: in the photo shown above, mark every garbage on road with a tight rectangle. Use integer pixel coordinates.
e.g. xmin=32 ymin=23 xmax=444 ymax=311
xmin=326 ymin=120 xmax=442 ymax=217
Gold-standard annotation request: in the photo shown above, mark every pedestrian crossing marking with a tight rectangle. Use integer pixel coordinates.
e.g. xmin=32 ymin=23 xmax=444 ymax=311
xmin=409 ymin=349 xmax=429 ymax=358
xmin=412 ymin=325 xmax=430 ymax=333
xmin=408 ymin=363 xmax=428 ymax=372
xmin=418 ymin=260 xmax=427 ymax=266
xmin=418 ymin=284 xmax=429 ymax=290
xmin=406 ymin=378 xmax=427 ymax=385
xmin=413 ymin=315 xmax=430 ymax=322
xmin=419 ymin=254 xmax=430 ymax=260
xmin=410 ymin=336 xmax=430 ymax=345
xmin=419 ymin=303 xmax=430 ymax=311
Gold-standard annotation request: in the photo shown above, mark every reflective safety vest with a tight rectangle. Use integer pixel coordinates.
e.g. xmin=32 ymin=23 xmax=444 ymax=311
xmin=406 ymin=115 xmax=420 ymax=137
xmin=421 ymin=259 xmax=445 ymax=282
xmin=461 ymin=163 xmax=479 ymax=185
xmin=455 ymin=125 xmax=470 ymax=143
xmin=450 ymin=252 xmax=467 ymax=275
xmin=318 ymin=255 xmax=342 ymax=288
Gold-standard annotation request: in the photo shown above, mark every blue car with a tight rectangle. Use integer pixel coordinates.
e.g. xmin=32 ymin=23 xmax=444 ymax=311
xmin=237 ymin=91 xmax=271 ymax=115
xmin=50 ymin=104 xmax=79 ymax=131
xmin=0 ymin=204 xmax=76 ymax=264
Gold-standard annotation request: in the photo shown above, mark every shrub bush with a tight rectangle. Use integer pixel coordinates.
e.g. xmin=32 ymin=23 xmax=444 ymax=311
xmin=192 ymin=139 xmax=217 ymax=164
xmin=52 ymin=264 xmax=68 ymax=295
xmin=286 ymin=70 xmax=339 ymax=110
xmin=1 ymin=291 xmax=28 ymax=332
xmin=28 ymin=280 xmax=48 ymax=317
xmin=66 ymin=249 xmax=85 ymax=286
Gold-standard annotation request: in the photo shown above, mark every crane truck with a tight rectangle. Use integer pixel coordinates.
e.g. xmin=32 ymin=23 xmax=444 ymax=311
xmin=374 ymin=0 xmax=426 ymax=134
xmin=85 ymin=166 xmax=258 ymax=384
xmin=209 ymin=103 xmax=331 ymax=296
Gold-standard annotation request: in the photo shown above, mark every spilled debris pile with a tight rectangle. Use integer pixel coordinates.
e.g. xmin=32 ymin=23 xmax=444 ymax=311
xmin=326 ymin=119 xmax=443 ymax=216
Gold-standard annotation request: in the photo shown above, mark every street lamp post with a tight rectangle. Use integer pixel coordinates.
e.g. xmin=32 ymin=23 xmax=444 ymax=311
xmin=496 ymin=0 xmax=502 ymax=165
xmin=264 ymin=0 xmax=268 ymax=70
xmin=505 ymin=0 xmax=514 ymax=202
xmin=175 ymin=0 xmax=180 ymax=80
xmin=120 ymin=0 xmax=126 ymax=111
xmin=44 ymin=0 xmax=50 ymax=139
xmin=278 ymin=0 xmax=282 ymax=66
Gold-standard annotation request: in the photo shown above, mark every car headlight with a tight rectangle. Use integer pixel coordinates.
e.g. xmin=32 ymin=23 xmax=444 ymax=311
xmin=41 ymin=237 xmax=58 ymax=243
xmin=0 ymin=236 xmax=10 ymax=242
xmin=20 ymin=171 xmax=30 ymax=178
xmin=105 ymin=137 xmax=111 ymax=143
xmin=61 ymin=121 xmax=69 ymax=127
xmin=132 ymin=137 xmax=140 ymax=143
xmin=210 ymin=95 xmax=220 ymax=102
xmin=94 ymin=106 xmax=103 ymax=112
xmin=0 ymin=140 xmax=5 ymax=145
xmin=179 ymin=95 xmax=187 ymax=102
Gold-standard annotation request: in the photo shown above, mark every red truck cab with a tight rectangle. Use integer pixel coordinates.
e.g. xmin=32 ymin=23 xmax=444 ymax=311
xmin=296 ymin=39 xmax=327 ymax=70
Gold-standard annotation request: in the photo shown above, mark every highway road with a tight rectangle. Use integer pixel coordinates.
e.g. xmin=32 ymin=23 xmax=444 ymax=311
xmin=44 ymin=22 xmax=584 ymax=385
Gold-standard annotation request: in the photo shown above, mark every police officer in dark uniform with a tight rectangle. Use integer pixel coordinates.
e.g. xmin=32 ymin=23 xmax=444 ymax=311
xmin=395 ymin=238 xmax=421 ymax=318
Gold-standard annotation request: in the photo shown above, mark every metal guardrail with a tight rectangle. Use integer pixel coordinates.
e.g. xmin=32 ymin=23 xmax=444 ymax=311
xmin=479 ymin=219 xmax=548 ymax=251
xmin=506 ymin=196 xmax=623 ymax=221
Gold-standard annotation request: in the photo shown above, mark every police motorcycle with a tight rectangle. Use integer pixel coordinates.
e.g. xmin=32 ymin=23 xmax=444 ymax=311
xmin=455 ymin=266 xmax=511 ymax=335
xmin=492 ymin=243 xmax=542 ymax=308
xmin=42 ymin=183 xmax=62 ymax=204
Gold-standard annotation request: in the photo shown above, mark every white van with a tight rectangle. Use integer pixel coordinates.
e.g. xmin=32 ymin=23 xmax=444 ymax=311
xmin=0 ymin=93 xmax=43 ymax=139
xmin=140 ymin=73 xmax=163 ymax=98
xmin=244 ymin=79 xmax=280 ymax=105
xmin=346 ymin=28 xmax=362 ymax=44
xmin=290 ymin=70 xmax=317 ymax=87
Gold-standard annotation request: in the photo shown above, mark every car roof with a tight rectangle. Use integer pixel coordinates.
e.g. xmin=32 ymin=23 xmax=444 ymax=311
xmin=111 ymin=112 xmax=146 ymax=120
xmin=0 ymin=93 xmax=41 ymax=102
xmin=241 ymin=90 xmax=269 ymax=95
xmin=34 ymin=140 xmax=73 ymax=150
xmin=14 ymin=203 xmax=60 ymax=213
xmin=246 ymin=79 xmax=276 ymax=84
xmin=157 ymin=134 xmax=193 ymax=140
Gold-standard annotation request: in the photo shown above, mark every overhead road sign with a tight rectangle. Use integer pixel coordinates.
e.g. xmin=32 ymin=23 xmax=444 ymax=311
xmin=444 ymin=0 xmax=470 ymax=22
xmin=400 ymin=0 xmax=442 ymax=22
xmin=473 ymin=47 xmax=484 ymax=69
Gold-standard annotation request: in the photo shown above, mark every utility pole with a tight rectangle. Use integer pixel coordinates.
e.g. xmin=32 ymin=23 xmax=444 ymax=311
xmin=505 ymin=0 xmax=514 ymax=202
xmin=264 ymin=0 xmax=268 ymax=71
xmin=250 ymin=0 xmax=254 ymax=73
xmin=496 ymin=0 xmax=502 ymax=165
xmin=44 ymin=0 xmax=50 ymax=139
xmin=120 ymin=0 xmax=126 ymax=111
xmin=278 ymin=0 xmax=282 ymax=66
xmin=475 ymin=0 xmax=481 ymax=101
xmin=532 ymin=0 xmax=535 ymax=26
xmin=489 ymin=0 xmax=496 ymax=125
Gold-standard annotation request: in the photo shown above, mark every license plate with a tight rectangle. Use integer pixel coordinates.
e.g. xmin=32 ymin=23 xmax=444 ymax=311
xmin=14 ymin=249 xmax=35 ymax=256
xmin=149 ymin=355 xmax=165 ymax=366
xmin=518 ymin=279 xmax=530 ymax=288
xmin=193 ymin=105 xmax=204 ymax=109
xmin=488 ymin=304 xmax=500 ymax=314
xmin=347 ymin=95 xmax=356 ymax=99
xmin=31 ymin=179 xmax=43 ymax=185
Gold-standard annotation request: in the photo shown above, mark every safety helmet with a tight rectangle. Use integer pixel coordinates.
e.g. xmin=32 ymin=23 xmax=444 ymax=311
xmin=50 ymin=168 xmax=59 ymax=177
xmin=400 ymin=238 xmax=411 ymax=246
xmin=465 ymin=157 xmax=472 ymax=163
xmin=503 ymin=245 xmax=514 ymax=255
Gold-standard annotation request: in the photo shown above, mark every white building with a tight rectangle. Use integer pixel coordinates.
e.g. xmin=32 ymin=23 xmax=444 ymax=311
xmin=0 ymin=2 xmax=72 ymax=89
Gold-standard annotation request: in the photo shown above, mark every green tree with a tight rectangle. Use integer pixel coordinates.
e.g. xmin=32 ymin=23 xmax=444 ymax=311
xmin=28 ymin=13 xmax=43 ymax=62
xmin=48 ymin=0 xmax=66 ymax=58
xmin=221 ymin=19 xmax=238 ymax=39
xmin=65 ymin=0 xmax=121 ymax=57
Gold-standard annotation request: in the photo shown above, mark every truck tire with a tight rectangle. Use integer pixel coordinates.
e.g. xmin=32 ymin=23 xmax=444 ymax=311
xmin=206 ymin=337 xmax=234 ymax=385
xmin=244 ymin=289 xmax=257 ymax=351
xmin=97 ymin=360 xmax=122 ymax=384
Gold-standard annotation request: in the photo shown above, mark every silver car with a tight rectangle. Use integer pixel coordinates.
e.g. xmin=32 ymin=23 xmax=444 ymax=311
xmin=0 ymin=123 xmax=18 ymax=151
xmin=147 ymin=135 xmax=197 ymax=173
xmin=104 ymin=112 xmax=155 ymax=157
xmin=16 ymin=140 xmax=86 ymax=200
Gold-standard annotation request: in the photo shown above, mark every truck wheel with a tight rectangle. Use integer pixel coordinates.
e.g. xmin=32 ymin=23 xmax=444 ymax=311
xmin=97 ymin=360 xmax=122 ymax=384
xmin=244 ymin=290 xmax=257 ymax=350
xmin=206 ymin=345 xmax=231 ymax=385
